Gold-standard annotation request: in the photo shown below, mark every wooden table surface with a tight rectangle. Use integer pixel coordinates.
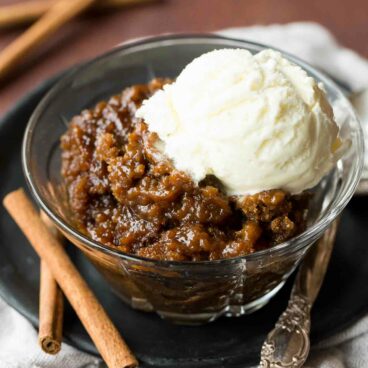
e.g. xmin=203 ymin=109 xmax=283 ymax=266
xmin=1 ymin=0 xmax=367 ymax=116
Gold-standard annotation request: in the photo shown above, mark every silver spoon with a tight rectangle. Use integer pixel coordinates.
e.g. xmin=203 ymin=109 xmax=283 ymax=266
xmin=259 ymin=219 xmax=339 ymax=368
xmin=259 ymin=89 xmax=368 ymax=367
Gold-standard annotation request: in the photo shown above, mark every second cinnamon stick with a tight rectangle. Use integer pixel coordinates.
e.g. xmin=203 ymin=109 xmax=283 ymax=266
xmin=0 ymin=0 xmax=154 ymax=29
xmin=39 ymin=260 xmax=64 ymax=354
xmin=0 ymin=0 xmax=95 ymax=79
xmin=39 ymin=212 xmax=64 ymax=355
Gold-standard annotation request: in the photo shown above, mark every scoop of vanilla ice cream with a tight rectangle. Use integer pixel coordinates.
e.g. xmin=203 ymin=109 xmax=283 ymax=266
xmin=136 ymin=49 xmax=343 ymax=195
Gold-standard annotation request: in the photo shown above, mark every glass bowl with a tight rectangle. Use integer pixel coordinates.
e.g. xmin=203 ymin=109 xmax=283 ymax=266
xmin=23 ymin=34 xmax=364 ymax=324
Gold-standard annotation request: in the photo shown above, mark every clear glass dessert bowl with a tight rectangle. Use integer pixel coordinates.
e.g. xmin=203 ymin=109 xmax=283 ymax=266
xmin=23 ymin=35 xmax=364 ymax=324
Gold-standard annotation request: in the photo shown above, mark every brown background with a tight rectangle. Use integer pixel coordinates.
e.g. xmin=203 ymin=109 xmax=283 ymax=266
xmin=1 ymin=0 xmax=368 ymax=116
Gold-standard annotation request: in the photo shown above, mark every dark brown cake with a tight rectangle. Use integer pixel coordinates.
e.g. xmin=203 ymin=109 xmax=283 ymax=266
xmin=61 ymin=79 xmax=308 ymax=261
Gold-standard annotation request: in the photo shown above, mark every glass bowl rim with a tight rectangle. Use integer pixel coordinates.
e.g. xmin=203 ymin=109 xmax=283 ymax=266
xmin=22 ymin=33 xmax=364 ymax=266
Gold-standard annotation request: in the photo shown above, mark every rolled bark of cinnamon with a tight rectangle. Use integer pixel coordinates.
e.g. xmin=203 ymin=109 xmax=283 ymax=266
xmin=0 ymin=0 xmax=155 ymax=29
xmin=4 ymin=189 xmax=138 ymax=368
xmin=39 ymin=260 xmax=64 ymax=354
xmin=39 ymin=212 xmax=64 ymax=355
xmin=0 ymin=1 xmax=51 ymax=28
xmin=0 ymin=0 xmax=96 ymax=79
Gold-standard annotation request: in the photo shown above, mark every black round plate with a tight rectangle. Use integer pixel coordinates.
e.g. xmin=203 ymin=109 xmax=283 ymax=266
xmin=1 ymin=75 xmax=368 ymax=368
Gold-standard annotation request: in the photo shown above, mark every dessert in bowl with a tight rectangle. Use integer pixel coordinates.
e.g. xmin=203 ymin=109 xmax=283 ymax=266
xmin=23 ymin=35 xmax=363 ymax=324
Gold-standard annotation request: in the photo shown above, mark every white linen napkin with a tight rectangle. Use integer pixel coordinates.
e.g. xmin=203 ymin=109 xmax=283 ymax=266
xmin=1 ymin=22 xmax=367 ymax=368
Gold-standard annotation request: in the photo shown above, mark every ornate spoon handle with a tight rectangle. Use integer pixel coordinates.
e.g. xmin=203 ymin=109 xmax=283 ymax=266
xmin=259 ymin=220 xmax=339 ymax=368
xmin=259 ymin=294 xmax=311 ymax=368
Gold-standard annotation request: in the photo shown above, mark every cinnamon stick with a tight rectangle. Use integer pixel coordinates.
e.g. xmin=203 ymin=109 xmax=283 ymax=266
xmin=39 ymin=212 xmax=64 ymax=355
xmin=4 ymin=189 xmax=138 ymax=368
xmin=0 ymin=0 xmax=155 ymax=29
xmin=0 ymin=0 xmax=95 ymax=80
xmin=39 ymin=260 xmax=64 ymax=354
xmin=0 ymin=1 xmax=52 ymax=28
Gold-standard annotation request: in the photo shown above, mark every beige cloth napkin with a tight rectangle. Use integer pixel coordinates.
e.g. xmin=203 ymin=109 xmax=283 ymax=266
xmin=1 ymin=22 xmax=367 ymax=368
